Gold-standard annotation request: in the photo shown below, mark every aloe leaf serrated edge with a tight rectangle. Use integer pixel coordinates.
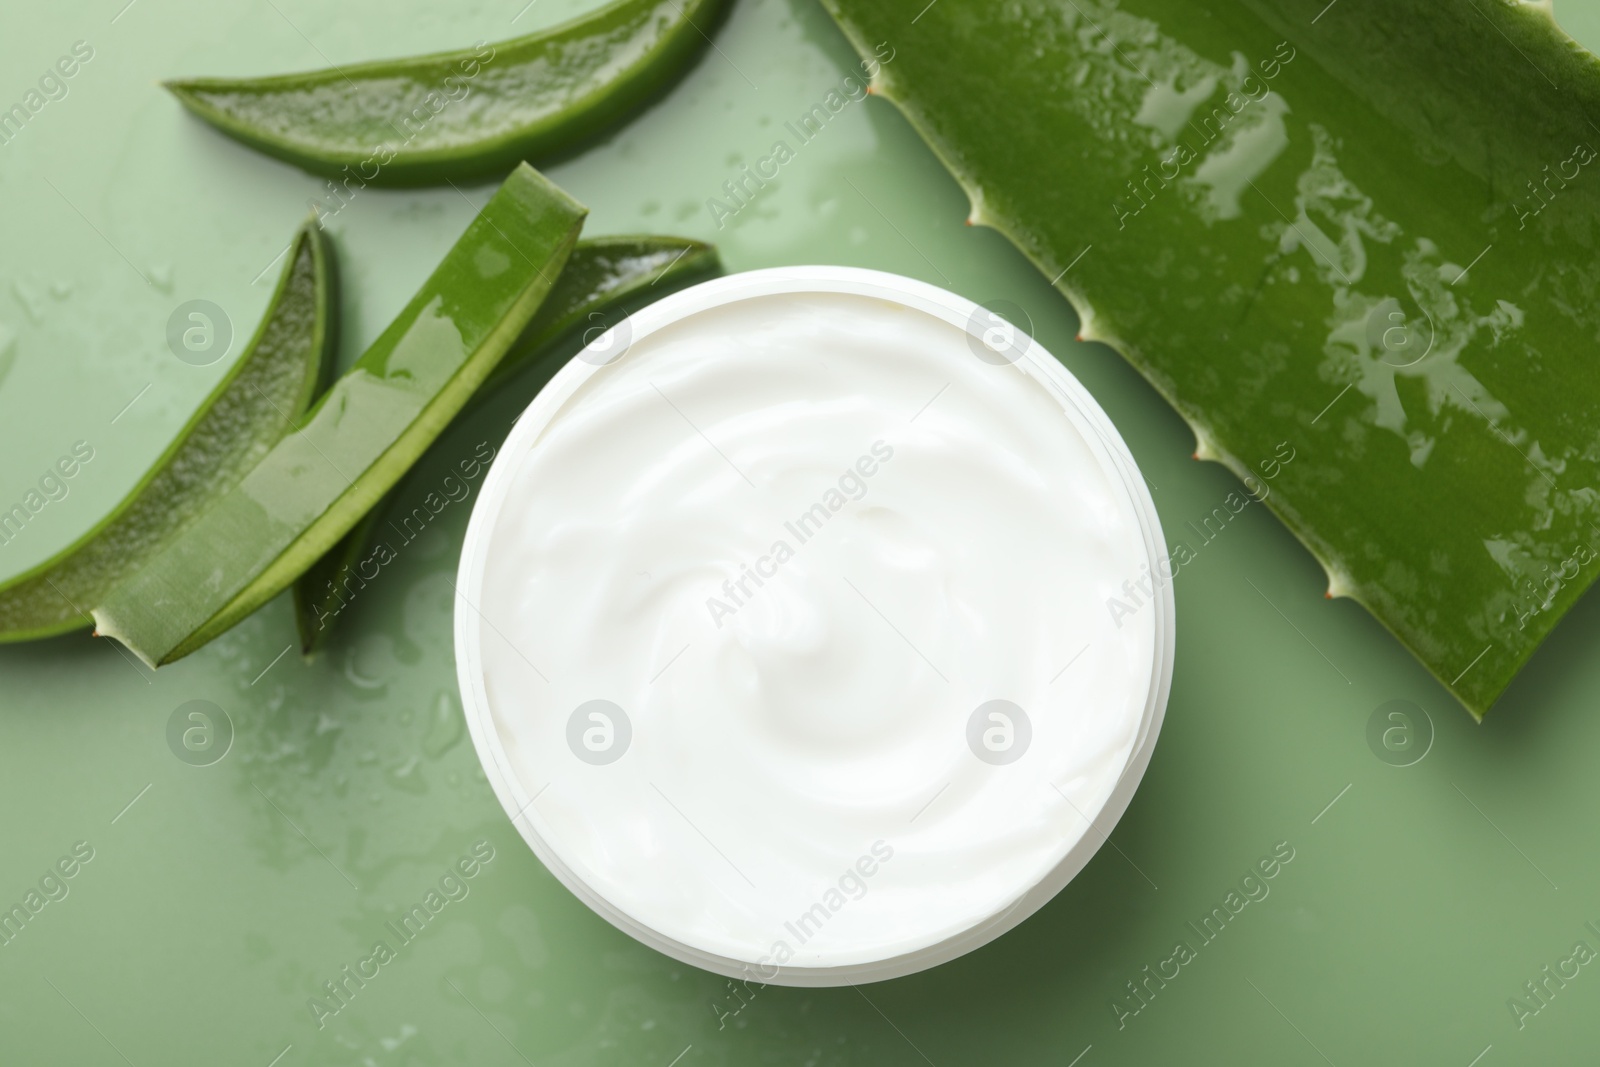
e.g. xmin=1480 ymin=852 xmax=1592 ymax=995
xmin=824 ymin=0 xmax=1600 ymax=717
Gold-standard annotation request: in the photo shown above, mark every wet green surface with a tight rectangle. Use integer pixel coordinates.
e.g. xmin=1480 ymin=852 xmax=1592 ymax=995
xmin=4 ymin=0 xmax=1600 ymax=1063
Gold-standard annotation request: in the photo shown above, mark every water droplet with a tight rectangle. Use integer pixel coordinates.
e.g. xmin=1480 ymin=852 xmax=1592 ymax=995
xmin=421 ymin=690 xmax=464 ymax=758
xmin=387 ymin=755 xmax=426 ymax=794
xmin=0 ymin=322 xmax=16 ymax=390
xmin=344 ymin=633 xmax=398 ymax=691
xmin=10 ymin=281 xmax=44 ymax=324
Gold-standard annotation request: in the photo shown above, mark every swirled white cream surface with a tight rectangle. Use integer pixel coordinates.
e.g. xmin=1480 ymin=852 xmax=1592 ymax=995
xmin=469 ymin=287 xmax=1158 ymax=974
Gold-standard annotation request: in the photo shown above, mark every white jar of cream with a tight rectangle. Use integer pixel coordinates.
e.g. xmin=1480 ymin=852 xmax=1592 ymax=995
xmin=455 ymin=267 xmax=1173 ymax=986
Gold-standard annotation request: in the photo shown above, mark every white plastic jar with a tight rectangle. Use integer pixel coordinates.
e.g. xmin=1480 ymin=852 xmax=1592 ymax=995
xmin=455 ymin=267 xmax=1173 ymax=986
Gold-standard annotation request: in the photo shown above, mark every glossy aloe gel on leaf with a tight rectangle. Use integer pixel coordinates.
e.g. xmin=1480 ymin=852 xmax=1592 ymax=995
xmin=823 ymin=0 xmax=1600 ymax=716
xmin=293 ymin=234 xmax=719 ymax=654
xmin=0 ymin=222 xmax=336 ymax=642
xmin=455 ymin=269 xmax=1173 ymax=984
xmin=163 ymin=0 xmax=732 ymax=185
xmin=96 ymin=163 xmax=586 ymax=666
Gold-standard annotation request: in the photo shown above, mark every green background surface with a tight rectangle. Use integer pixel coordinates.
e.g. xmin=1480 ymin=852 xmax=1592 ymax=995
xmin=0 ymin=0 xmax=1596 ymax=1063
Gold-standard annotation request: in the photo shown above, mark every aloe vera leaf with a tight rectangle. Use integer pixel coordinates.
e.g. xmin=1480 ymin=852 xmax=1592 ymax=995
xmin=162 ymin=0 xmax=733 ymax=187
xmin=291 ymin=488 xmax=395 ymax=656
xmin=94 ymin=163 xmax=586 ymax=666
xmin=822 ymin=0 xmax=1600 ymax=717
xmin=0 ymin=223 xmax=336 ymax=642
xmin=291 ymin=234 xmax=718 ymax=655
xmin=480 ymin=234 xmax=720 ymax=397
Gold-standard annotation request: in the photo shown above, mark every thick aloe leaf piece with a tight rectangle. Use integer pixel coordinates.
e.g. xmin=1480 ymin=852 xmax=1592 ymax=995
xmin=95 ymin=163 xmax=586 ymax=666
xmin=823 ymin=0 xmax=1600 ymax=717
xmin=480 ymin=234 xmax=719 ymax=397
xmin=291 ymin=234 xmax=718 ymax=655
xmin=0 ymin=223 xmax=336 ymax=642
xmin=163 ymin=0 xmax=732 ymax=187
xmin=291 ymin=491 xmax=393 ymax=658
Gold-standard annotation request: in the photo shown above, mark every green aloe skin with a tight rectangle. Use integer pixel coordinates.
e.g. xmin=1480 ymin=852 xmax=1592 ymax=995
xmin=163 ymin=0 xmax=733 ymax=186
xmin=292 ymin=234 xmax=719 ymax=654
xmin=477 ymin=234 xmax=720 ymax=399
xmin=824 ymin=0 xmax=1600 ymax=716
xmin=95 ymin=163 xmax=587 ymax=667
xmin=0 ymin=223 xmax=336 ymax=642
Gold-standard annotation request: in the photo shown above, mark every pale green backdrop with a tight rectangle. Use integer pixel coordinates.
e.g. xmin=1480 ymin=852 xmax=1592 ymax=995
xmin=1 ymin=0 xmax=1597 ymax=1063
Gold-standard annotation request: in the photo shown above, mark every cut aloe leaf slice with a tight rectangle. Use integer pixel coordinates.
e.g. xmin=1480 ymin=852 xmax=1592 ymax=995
xmin=822 ymin=0 xmax=1600 ymax=717
xmin=292 ymin=488 xmax=394 ymax=656
xmin=0 ymin=222 xmax=337 ymax=642
xmin=163 ymin=0 xmax=732 ymax=187
xmin=95 ymin=163 xmax=586 ymax=666
xmin=291 ymin=234 xmax=718 ymax=656
xmin=482 ymin=234 xmax=719 ymax=396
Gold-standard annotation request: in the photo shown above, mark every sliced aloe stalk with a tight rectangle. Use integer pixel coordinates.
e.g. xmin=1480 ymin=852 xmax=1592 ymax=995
xmin=291 ymin=234 xmax=719 ymax=655
xmin=823 ymin=0 xmax=1600 ymax=717
xmin=163 ymin=0 xmax=732 ymax=187
xmin=0 ymin=223 xmax=336 ymax=642
xmin=292 ymin=488 xmax=395 ymax=655
xmin=95 ymin=163 xmax=586 ymax=666
xmin=481 ymin=234 xmax=719 ymax=397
